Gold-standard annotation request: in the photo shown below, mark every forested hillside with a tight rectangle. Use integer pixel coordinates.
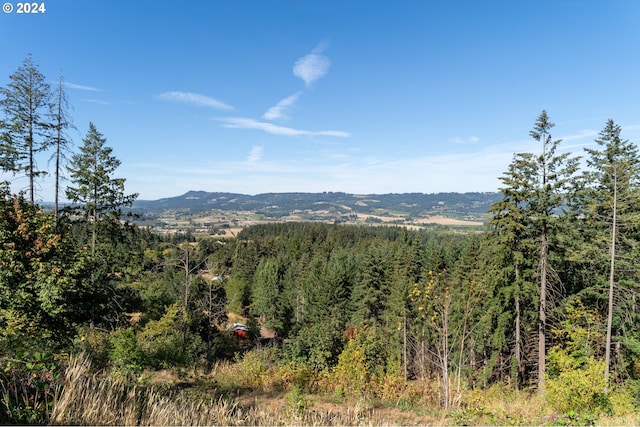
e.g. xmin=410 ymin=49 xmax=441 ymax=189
xmin=3 ymin=56 xmax=640 ymax=425
xmin=133 ymin=190 xmax=502 ymax=217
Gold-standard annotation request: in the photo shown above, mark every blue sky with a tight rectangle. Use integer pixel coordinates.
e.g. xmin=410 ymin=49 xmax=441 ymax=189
xmin=2 ymin=0 xmax=640 ymax=201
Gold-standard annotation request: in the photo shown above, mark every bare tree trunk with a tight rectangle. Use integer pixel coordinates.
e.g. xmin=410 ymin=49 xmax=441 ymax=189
xmin=440 ymin=307 xmax=450 ymax=409
xmin=538 ymin=131 xmax=548 ymax=394
xmin=515 ymin=265 xmax=521 ymax=391
xmin=538 ymin=228 xmax=548 ymax=394
xmin=54 ymin=75 xmax=63 ymax=223
xmin=29 ymin=126 xmax=34 ymax=203
xmin=403 ymin=316 xmax=408 ymax=381
xmin=183 ymin=245 xmax=190 ymax=352
xmin=604 ymin=173 xmax=617 ymax=394
xmin=436 ymin=290 xmax=452 ymax=409
xmin=91 ymin=207 xmax=97 ymax=259
xmin=456 ymin=284 xmax=473 ymax=400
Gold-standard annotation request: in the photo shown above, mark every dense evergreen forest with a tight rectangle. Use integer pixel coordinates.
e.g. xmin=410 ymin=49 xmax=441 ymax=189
xmin=3 ymin=55 xmax=640 ymax=425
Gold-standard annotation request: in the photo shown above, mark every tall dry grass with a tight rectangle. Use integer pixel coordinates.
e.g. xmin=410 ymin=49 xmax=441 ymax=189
xmin=50 ymin=353 xmax=398 ymax=426
xmin=53 ymin=352 xmax=640 ymax=426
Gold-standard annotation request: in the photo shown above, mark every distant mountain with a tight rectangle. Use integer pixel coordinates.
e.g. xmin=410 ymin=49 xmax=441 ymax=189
xmin=133 ymin=190 xmax=502 ymax=218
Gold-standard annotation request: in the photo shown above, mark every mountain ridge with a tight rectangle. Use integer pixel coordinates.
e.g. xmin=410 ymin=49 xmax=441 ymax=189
xmin=133 ymin=190 xmax=502 ymax=218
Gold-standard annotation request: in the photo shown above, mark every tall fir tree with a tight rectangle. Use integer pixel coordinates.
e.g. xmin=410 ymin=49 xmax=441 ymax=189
xmin=250 ymin=258 xmax=289 ymax=336
xmin=350 ymin=240 xmax=391 ymax=327
xmin=488 ymin=111 xmax=579 ymax=392
xmin=528 ymin=110 xmax=580 ymax=393
xmin=573 ymin=119 xmax=640 ymax=392
xmin=486 ymin=154 xmax=539 ymax=389
xmin=0 ymin=54 xmax=53 ymax=202
xmin=66 ymin=123 xmax=138 ymax=257
xmin=50 ymin=73 xmax=74 ymax=223
xmin=290 ymin=250 xmax=354 ymax=369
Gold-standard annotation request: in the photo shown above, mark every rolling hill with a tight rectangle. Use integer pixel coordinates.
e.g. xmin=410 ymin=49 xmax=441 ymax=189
xmin=133 ymin=190 xmax=501 ymax=219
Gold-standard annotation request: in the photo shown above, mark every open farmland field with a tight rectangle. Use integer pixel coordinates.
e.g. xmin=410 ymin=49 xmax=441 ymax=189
xmin=145 ymin=207 xmax=488 ymax=237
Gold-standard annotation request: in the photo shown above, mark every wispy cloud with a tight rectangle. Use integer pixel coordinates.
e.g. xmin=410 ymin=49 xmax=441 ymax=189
xmin=560 ymin=129 xmax=598 ymax=142
xmin=247 ymin=146 xmax=264 ymax=162
xmin=293 ymin=43 xmax=331 ymax=86
xmin=219 ymin=117 xmax=350 ymax=137
xmin=64 ymin=82 xmax=103 ymax=92
xmin=156 ymin=91 xmax=234 ymax=110
xmin=263 ymin=92 xmax=302 ymax=120
xmin=84 ymin=98 xmax=111 ymax=105
xmin=450 ymin=136 xmax=480 ymax=144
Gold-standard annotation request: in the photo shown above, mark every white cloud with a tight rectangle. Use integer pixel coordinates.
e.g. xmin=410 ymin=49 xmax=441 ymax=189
xmin=293 ymin=43 xmax=331 ymax=86
xmin=450 ymin=136 xmax=480 ymax=144
xmin=64 ymin=82 xmax=103 ymax=92
xmin=247 ymin=146 xmax=264 ymax=162
xmin=84 ymin=98 xmax=111 ymax=105
xmin=219 ymin=117 xmax=350 ymax=137
xmin=156 ymin=91 xmax=234 ymax=110
xmin=263 ymin=92 xmax=302 ymax=120
xmin=559 ymin=129 xmax=598 ymax=142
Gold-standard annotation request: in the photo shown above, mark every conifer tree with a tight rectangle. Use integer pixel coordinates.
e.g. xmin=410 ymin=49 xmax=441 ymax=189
xmin=350 ymin=240 xmax=391 ymax=327
xmin=291 ymin=251 xmax=354 ymax=369
xmin=66 ymin=123 xmax=138 ymax=257
xmin=0 ymin=54 xmax=53 ymax=202
xmin=385 ymin=229 xmax=423 ymax=380
xmin=251 ymin=258 xmax=288 ymax=336
xmin=575 ymin=120 xmax=640 ymax=392
xmin=488 ymin=110 xmax=579 ymax=393
xmin=50 ymin=73 xmax=74 ymax=222
xmin=528 ymin=111 xmax=579 ymax=392
xmin=449 ymin=234 xmax=486 ymax=396
xmin=487 ymin=154 xmax=539 ymax=389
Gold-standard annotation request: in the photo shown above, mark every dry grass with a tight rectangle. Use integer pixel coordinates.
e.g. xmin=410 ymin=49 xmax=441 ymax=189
xmin=50 ymin=353 xmax=640 ymax=426
xmin=52 ymin=353 xmax=439 ymax=426
xmin=461 ymin=384 xmax=550 ymax=425
xmin=52 ymin=354 xmax=256 ymax=425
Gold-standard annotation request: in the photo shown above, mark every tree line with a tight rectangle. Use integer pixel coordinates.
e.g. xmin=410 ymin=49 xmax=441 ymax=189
xmin=2 ymin=54 xmax=640 ymax=422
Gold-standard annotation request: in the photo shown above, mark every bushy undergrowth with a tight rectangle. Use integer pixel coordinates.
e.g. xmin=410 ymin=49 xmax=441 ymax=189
xmin=74 ymin=306 xmax=207 ymax=375
xmin=0 ymin=350 xmax=62 ymax=424
xmin=3 ymin=348 xmax=640 ymax=425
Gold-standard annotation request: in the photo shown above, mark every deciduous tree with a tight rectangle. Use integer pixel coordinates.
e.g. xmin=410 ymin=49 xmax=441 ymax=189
xmin=0 ymin=183 xmax=93 ymax=347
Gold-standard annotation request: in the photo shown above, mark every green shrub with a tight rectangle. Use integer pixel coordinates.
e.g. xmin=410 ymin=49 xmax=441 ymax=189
xmin=137 ymin=303 xmax=201 ymax=368
xmin=285 ymin=384 xmax=310 ymax=421
xmin=109 ymin=327 xmax=145 ymax=375
xmin=546 ymin=350 xmax=610 ymax=416
xmin=608 ymin=384 xmax=637 ymax=416
xmin=332 ymin=325 xmax=387 ymax=398
xmin=0 ymin=350 xmax=61 ymax=424
xmin=74 ymin=325 xmax=112 ymax=369
xmin=235 ymin=348 xmax=279 ymax=389
xmin=277 ymin=360 xmax=319 ymax=392
xmin=224 ymin=275 xmax=250 ymax=315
